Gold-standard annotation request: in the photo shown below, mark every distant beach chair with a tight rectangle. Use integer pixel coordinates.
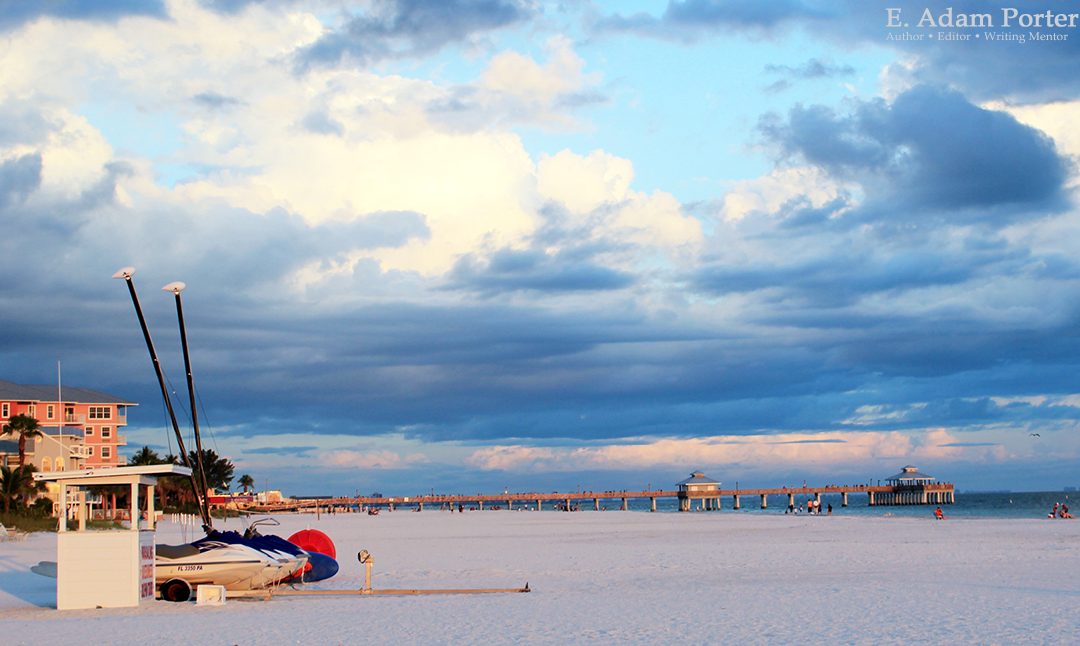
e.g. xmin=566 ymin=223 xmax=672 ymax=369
xmin=0 ymin=522 xmax=28 ymax=541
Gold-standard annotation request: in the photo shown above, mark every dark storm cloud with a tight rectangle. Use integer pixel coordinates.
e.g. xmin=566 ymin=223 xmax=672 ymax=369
xmin=693 ymin=250 xmax=974 ymax=305
xmin=0 ymin=0 xmax=167 ymax=30
xmin=760 ymin=85 xmax=1069 ymax=219
xmin=447 ymin=248 xmax=635 ymax=295
xmin=298 ymin=0 xmax=534 ymax=68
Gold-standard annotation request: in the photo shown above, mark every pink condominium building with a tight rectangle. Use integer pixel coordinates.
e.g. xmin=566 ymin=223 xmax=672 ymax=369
xmin=0 ymin=379 xmax=135 ymax=470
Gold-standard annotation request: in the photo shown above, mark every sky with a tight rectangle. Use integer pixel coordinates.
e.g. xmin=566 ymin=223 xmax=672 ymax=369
xmin=2 ymin=0 xmax=1080 ymax=496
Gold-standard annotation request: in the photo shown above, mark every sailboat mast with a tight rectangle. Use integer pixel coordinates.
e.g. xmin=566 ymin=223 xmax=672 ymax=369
xmin=113 ymin=267 xmax=213 ymax=531
xmin=164 ymin=282 xmax=213 ymax=519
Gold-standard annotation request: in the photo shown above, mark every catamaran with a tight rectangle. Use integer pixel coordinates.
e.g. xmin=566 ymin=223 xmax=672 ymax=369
xmin=114 ymin=268 xmax=315 ymax=601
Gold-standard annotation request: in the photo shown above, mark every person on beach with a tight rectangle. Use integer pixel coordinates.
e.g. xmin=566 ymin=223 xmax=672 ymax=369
xmin=827 ymin=503 xmax=833 ymax=515
xmin=934 ymin=507 xmax=944 ymax=520
xmin=1050 ymin=502 xmax=1059 ymax=519
xmin=1062 ymin=504 xmax=1072 ymax=519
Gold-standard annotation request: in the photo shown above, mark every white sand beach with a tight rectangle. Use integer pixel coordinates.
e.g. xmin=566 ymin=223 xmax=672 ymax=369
xmin=2 ymin=512 xmax=1078 ymax=645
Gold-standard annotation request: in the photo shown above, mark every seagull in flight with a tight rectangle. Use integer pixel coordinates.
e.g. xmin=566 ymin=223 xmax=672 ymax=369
xmin=1030 ymin=433 xmax=1041 ymax=437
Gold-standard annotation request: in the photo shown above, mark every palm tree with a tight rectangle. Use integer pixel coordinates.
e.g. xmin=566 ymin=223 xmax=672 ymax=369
xmin=128 ymin=446 xmax=168 ymax=466
xmin=238 ymin=474 xmax=255 ymax=493
xmin=1 ymin=414 xmax=43 ymax=468
xmin=0 ymin=465 xmax=44 ymax=513
xmin=187 ymin=449 xmax=235 ymax=493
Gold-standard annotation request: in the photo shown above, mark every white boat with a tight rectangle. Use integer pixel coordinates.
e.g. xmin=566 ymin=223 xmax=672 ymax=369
xmin=156 ymin=528 xmax=309 ymax=599
xmin=115 ymin=268 xmax=310 ymax=601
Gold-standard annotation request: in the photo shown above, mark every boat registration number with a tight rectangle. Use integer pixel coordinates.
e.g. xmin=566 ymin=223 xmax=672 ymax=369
xmin=177 ymin=565 xmax=204 ymax=571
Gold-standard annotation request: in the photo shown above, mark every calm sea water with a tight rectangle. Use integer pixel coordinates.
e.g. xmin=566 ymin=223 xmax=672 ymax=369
xmin=601 ymin=490 xmax=1077 ymax=518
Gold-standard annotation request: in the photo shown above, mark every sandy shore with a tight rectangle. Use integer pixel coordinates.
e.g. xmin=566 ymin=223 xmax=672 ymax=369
xmin=2 ymin=512 xmax=1078 ymax=644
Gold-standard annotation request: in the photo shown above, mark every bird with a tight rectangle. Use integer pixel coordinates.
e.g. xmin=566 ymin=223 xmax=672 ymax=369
xmin=1030 ymin=433 xmax=1041 ymax=437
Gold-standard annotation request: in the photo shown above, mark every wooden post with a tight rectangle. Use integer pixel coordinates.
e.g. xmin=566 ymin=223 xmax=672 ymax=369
xmin=650 ymin=497 xmax=657 ymax=512
xmin=760 ymin=494 xmax=768 ymax=509
xmin=841 ymin=491 xmax=848 ymax=507
xmin=733 ymin=494 xmax=740 ymax=510
xmin=621 ymin=497 xmax=628 ymax=511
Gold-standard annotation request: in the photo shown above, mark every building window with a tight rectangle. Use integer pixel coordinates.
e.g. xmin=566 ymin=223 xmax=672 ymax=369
xmin=101 ymin=426 xmax=112 ymax=439
xmin=42 ymin=457 xmax=52 ymax=471
xmin=56 ymin=459 xmax=64 ymax=471
xmin=85 ymin=426 xmax=94 ymax=436
xmin=1 ymin=402 xmax=8 ymax=418
xmin=88 ymin=406 xmax=112 ymax=420
xmin=27 ymin=404 xmax=36 ymax=417
xmin=47 ymin=404 xmax=55 ymax=419
xmin=87 ymin=446 xmax=95 ymax=457
xmin=101 ymin=446 xmax=112 ymax=459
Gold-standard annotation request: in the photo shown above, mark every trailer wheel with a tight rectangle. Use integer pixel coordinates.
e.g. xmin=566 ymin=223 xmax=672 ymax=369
xmin=160 ymin=578 xmax=192 ymax=602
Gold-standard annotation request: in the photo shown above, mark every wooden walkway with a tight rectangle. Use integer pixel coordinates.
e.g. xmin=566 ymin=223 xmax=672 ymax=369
xmin=247 ymin=483 xmax=955 ymax=513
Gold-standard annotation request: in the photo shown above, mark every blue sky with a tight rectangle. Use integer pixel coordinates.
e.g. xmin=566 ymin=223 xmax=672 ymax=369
xmin=2 ymin=0 xmax=1079 ymax=495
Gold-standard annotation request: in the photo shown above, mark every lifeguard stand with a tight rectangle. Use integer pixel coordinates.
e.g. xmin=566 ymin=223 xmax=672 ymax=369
xmin=34 ymin=464 xmax=192 ymax=610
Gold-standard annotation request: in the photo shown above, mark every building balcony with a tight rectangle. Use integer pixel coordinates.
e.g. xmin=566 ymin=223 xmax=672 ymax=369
xmin=114 ymin=434 xmax=127 ymax=446
xmin=64 ymin=414 xmax=85 ymax=424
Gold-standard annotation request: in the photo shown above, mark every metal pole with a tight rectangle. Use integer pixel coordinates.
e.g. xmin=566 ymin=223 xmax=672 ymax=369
xmin=113 ymin=268 xmax=212 ymax=531
xmin=166 ymin=284 xmax=213 ymax=520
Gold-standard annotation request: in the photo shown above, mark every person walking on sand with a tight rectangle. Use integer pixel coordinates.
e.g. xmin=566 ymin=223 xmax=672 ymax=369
xmin=1051 ymin=502 xmax=1059 ymax=519
xmin=934 ymin=506 xmax=944 ymax=520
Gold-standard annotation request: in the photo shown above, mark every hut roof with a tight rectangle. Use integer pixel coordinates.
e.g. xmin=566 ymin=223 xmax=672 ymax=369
xmin=677 ymin=471 xmax=720 ymax=486
xmin=885 ymin=465 xmax=936 ymax=482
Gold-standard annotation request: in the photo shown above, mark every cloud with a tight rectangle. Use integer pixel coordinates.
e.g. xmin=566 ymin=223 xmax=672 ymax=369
xmin=464 ymin=428 xmax=1007 ymax=472
xmin=323 ymin=449 xmax=429 ymax=469
xmin=598 ymin=0 xmax=828 ymax=41
xmin=243 ymin=445 xmax=318 ymax=456
xmin=0 ymin=0 xmax=167 ymax=31
xmin=759 ymin=85 xmax=1069 ymax=220
xmin=298 ymin=0 xmax=534 ymax=68
xmin=447 ymin=247 xmax=636 ymax=295
xmin=0 ymin=153 xmax=43 ymax=206
xmin=765 ymin=58 xmax=855 ymax=79
xmin=597 ymin=1 xmax=1080 ymax=102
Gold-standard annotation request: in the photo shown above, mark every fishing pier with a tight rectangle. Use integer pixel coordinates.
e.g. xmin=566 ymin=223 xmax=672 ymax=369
xmin=249 ymin=466 xmax=955 ymax=514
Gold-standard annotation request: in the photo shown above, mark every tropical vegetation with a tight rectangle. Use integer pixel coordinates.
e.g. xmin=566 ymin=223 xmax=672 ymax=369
xmin=1 ymin=413 xmax=44 ymax=467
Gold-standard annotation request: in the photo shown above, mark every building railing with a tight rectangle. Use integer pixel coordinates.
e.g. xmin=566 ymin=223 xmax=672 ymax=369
xmin=114 ymin=434 xmax=127 ymax=446
xmin=64 ymin=414 xmax=85 ymax=424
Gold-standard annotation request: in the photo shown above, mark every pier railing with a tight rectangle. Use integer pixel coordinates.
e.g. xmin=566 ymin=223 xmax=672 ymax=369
xmin=246 ymin=482 xmax=955 ymax=513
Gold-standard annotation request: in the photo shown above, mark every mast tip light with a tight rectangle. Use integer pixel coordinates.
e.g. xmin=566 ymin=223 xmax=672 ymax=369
xmin=163 ymin=281 xmax=186 ymax=294
xmin=112 ymin=267 xmax=135 ymax=279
